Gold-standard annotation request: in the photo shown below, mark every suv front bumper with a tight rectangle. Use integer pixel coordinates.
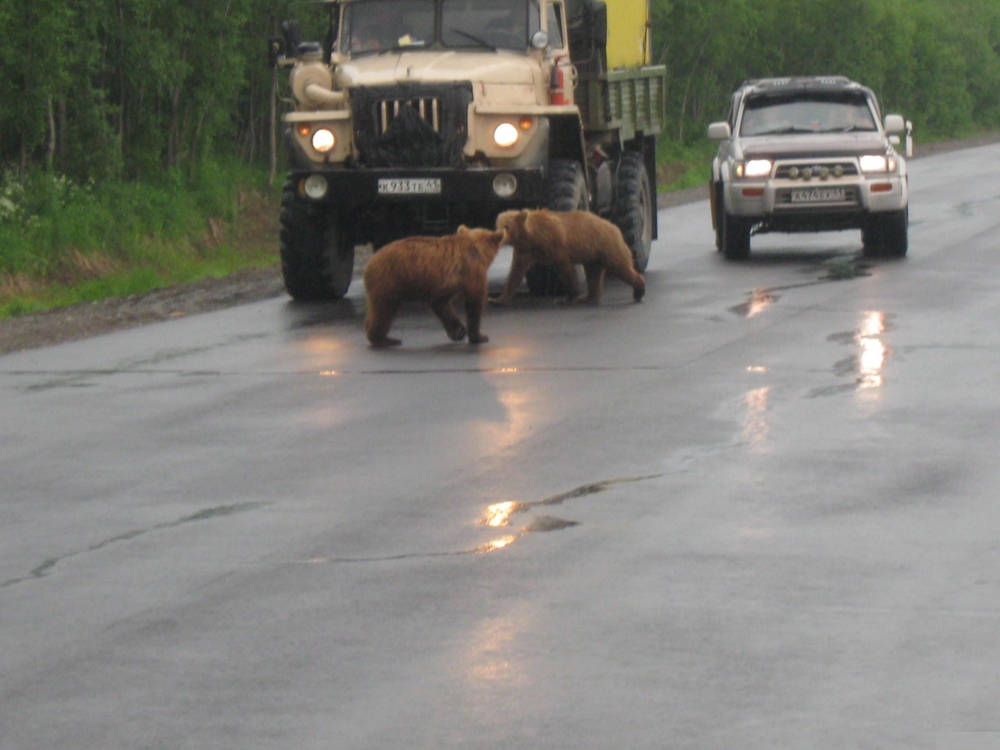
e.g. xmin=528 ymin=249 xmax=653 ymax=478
xmin=725 ymin=172 xmax=907 ymax=231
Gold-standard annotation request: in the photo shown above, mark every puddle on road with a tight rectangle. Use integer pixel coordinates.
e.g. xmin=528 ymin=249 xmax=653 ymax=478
xmin=730 ymin=289 xmax=779 ymax=317
xmin=811 ymin=311 xmax=894 ymax=397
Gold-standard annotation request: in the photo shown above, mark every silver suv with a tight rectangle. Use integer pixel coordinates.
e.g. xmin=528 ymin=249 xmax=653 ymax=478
xmin=708 ymin=76 xmax=910 ymax=260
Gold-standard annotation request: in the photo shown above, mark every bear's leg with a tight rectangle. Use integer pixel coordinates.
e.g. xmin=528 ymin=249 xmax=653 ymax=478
xmin=465 ymin=283 xmax=489 ymax=344
xmin=491 ymin=249 xmax=533 ymax=305
xmin=555 ymin=257 xmax=581 ymax=305
xmin=432 ymin=295 xmax=468 ymax=341
xmin=583 ymin=263 xmax=605 ymax=304
xmin=605 ymin=250 xmax=647 ymax=302
xmin=365 ymin=298 xmax=403 ymax=347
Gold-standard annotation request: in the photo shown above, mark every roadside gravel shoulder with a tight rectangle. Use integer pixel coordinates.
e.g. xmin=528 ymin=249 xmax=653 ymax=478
xmin=2 ymin=134 xmax=999 ymax=356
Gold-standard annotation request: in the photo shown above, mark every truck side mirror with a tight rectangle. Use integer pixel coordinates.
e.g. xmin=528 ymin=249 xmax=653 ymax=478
xmin=592 ymin=1 xmax=607 ymax=49
xmin=268 ymin=37 xmax=285 ymax=68
xmin=707 ymin=121 xmax=732 ymax=140
xmin=281 ymin=20 xmax=302 ymax=60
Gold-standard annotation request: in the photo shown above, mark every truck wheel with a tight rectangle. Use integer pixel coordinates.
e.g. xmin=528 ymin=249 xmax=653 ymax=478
xmin=526 ymin=159 xmax=589 ymax=296
xmin=863 ymin=209 xmax=908 ymax=258
xmin=614 ymin=151 xmax=653 ymax=271
xmin=279 ymin=177 xmax=355 ymax=301
xmin=721 ymin=211 xmax=752 ymax=261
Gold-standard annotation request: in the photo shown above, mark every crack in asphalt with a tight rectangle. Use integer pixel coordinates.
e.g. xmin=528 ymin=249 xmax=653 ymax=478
xmin=0 ymin=502 xmax=267 ymax=589
xmin=296 ymin=474 xmax=664 ymax=565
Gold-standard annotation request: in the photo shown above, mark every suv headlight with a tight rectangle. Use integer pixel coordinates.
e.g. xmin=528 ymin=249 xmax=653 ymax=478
xmin=860 ymin=154 xmax=897 ymax=173
xmin=735 ymin=159 xmax=773 ymax=178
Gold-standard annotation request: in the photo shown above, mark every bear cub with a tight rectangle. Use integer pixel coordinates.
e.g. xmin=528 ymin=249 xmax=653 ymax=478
xmin=363 ymin=226 xmax=507 ymax=347
xmin=492 ymin=209 xmax=645 ymax=305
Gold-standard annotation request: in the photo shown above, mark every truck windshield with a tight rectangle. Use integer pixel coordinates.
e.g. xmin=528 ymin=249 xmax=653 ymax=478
xmin=441 ymin=0 xmax=528 ymax=50
xmin=343 ymin=0 xmax=436 ymax=55
xmin=342 ymin=0 xmax=530 ymax=55
xmin=740 ymin=95 xmax=878 ymax=136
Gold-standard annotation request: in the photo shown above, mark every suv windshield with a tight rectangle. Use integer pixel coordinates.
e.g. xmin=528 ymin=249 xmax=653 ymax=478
xmin=740 ymin=94 xmax=877 ymax=136
xmin=343 ymin=0 xmax=529 ymax=55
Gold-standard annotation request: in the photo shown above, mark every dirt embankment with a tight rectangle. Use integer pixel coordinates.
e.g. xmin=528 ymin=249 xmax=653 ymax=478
xmin=2 ymin=134 xmax=999 ymax=356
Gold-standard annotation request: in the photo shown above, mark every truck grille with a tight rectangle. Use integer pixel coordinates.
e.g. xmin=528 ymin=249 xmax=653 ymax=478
xmin=378 ymin=98 xmax=441 ymax=135
xmin=352 ymin=83 xmax=473 ymax=168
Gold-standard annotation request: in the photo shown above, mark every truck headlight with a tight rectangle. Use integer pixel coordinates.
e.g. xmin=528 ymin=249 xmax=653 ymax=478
xmin=302 ymin=175 xmax=328 ymax=199
xmin=493 ymin=123 xmax=519 ymax=148
xmin=493 ymin=173 xmax=517 ymax=198
xmin=860 ymin=155 xmax=895 ymax=173
xmin=311 ymin=129 xmax=336 ymax=153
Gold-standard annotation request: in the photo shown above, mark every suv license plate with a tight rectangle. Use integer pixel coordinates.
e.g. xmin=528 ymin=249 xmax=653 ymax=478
xmin=378 ymin=178 xmax=442 ymax=195
xmin=791 ymin=187 xmax=847 ymax=203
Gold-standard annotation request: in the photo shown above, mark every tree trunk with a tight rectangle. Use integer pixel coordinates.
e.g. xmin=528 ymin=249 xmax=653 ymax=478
xmin=269 ymin=66 xmax=278 ymax=186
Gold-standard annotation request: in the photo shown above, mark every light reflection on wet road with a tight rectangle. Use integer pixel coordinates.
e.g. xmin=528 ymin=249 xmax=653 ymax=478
xmin=4 ymin=145 xmax=1000 ymax=749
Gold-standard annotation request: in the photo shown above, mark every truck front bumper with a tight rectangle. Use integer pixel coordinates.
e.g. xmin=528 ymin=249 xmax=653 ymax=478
xmin=289 ymin=166 xmax=548 ymax=210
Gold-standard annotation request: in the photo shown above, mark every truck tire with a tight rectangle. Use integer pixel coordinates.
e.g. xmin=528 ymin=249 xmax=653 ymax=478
xmin=614 ymin=151 xmax=653 ymax=271
xmin=721 ymin=211 xmax=752 ymax=261
xmin=279 ymin=177 xmax=355 ymax=301
xmin=862 ymin=209 xmax=908 ymax=258
xmin=526 ymin=159 xmax=589 ymax=296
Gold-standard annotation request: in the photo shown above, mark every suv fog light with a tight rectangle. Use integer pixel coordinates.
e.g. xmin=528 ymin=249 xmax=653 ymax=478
xmin=493 ymin=123 xmax=519 ymax=148
xmin=493 ymin=173 xmax=518 ymax=198
xmin=311 ymin=128 xmax=336 ymax=153
xmin=303 ymin=175 xmax=328 ymax=200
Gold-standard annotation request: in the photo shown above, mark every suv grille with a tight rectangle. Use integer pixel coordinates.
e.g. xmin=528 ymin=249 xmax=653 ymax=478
xmin=775 ymin=162 xmax=858 ymax=179
xmin=351 ymin=83 xmax=473 ymax=168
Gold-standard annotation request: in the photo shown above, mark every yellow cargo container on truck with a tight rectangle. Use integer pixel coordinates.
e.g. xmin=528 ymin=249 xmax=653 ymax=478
xmin=271 ymin=0 xmax=666 ymax=299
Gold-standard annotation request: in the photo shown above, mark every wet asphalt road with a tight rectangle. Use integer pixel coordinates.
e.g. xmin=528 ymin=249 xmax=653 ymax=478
xmin=4 ymin=144 xmax=1000 ymax=749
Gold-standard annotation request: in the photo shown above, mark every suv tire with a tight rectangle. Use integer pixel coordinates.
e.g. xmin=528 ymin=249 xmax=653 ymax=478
xmin=863 ymin=209 xmax=908 ymax=258
xmin=721 ymin=211 xmax=752 ymax=260
xmin=526 ymin=159 xmax=589 ymax=296
xmin=280 ymin=176 xmax=355 ymax=301
xmin=614 ymin=151 xmax=653 ymax=271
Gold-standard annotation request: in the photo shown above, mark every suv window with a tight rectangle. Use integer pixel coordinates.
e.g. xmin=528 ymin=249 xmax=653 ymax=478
xmin=739 ymin=94 xmax=877 ymax=137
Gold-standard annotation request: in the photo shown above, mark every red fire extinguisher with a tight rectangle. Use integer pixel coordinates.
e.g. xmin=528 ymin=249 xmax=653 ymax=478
xmin=550 ymin=57 xmax=567 ymax=105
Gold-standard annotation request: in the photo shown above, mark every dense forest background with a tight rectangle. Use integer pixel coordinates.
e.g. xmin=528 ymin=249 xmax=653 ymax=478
xmin=1 ymin=0 xmax=999 ymax=312
xmin=2 ymin=0 xmax=999 ymax=182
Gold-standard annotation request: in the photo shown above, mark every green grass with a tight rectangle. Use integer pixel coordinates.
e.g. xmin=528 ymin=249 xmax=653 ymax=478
xmin=0 ymin=161 xmax=279 ymax=320
xmin=656 ymin=139 xmax=718 ymax=192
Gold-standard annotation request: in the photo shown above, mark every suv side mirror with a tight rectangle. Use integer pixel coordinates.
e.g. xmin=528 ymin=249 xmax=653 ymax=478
xmin=883 ymin=114 xmax=906 ymax=134
xmin=707 ymin=121 xmax=732 ymax=140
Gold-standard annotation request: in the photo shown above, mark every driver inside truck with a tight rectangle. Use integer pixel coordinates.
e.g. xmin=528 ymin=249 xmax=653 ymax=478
xmin=347 ymin=0 xmax=433 ymax=53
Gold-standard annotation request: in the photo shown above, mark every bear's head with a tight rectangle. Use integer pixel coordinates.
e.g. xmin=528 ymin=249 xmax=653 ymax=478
xmin=457 ymin=225 xmax=508 ymax=263
xmin=495 ymin=209 xmax=529 ymax=245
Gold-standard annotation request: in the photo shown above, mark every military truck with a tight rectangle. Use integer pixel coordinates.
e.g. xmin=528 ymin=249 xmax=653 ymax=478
xmin=270 ymin=0 xmax=666 ymax=300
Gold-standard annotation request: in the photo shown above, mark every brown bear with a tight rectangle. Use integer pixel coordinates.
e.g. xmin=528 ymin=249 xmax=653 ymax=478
xmin=363 ymin=225 xmax=507 ymax=347
xmin=492 ymin=209 xmax=645 ymax=305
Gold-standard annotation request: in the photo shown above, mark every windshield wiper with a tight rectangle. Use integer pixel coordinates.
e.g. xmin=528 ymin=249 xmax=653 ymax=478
xmin=753 ymin=126 xmax=817 ymax=135
xmin=448 ymin=28 xmax=496 ymax=51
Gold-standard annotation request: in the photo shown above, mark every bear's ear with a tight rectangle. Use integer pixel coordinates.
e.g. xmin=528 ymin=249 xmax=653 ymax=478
xmin=491 ymin=228 xmax=507 ymax=245
xmin=457 ymin=224 xmax=470 ymax=235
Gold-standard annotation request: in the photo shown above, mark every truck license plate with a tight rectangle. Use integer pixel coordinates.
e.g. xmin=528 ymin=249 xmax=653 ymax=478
xmin=790 ymin=187 xmax=847 ymax=203
xmin=378 ymin=178 xmax=442 ymax=195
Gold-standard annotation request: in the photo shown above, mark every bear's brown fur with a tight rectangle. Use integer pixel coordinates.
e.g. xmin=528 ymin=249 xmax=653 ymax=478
xmin=363 ymin=226 xmax=507 ymax=347
xmin=492 ymin=209 xmax=645 ymax=305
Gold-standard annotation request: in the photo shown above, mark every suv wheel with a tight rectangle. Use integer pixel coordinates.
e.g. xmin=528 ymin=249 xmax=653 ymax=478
xmin=526 ymin=159 xmax=589 ymax=296
xmin=614 ymin=151 xmax=653 ymax=271
xmin=722 ymin=211 xmax=752 ymax=260
xmin=863 ymin=209 xmax=908 ymax=258
xmin=280 ymin=176 xmax=356 ymax=301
